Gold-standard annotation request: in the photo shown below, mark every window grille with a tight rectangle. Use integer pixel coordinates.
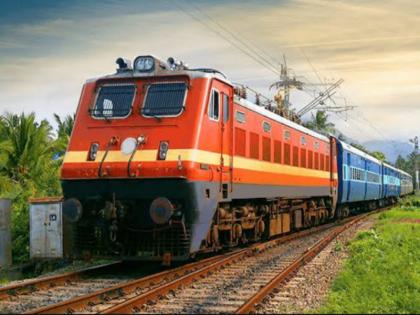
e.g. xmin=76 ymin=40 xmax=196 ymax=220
xmin=301 ymin=148 xmax=307 ymax=168
xmin=284 ymin=143 xmax=291 ymax=165
xmin=274 ymin=140 xmax=282 ymax=164
xmin=250 ymin=132 xmax=259 ymax=159
xmin=308 ymin=150 xmax=313 ymax=169
xmin=293 ymin=146 xmax=299 ymax=167
xmin=262 ymin=137 xmax=271 ymax=161
xmin=235 ymin=128 xmax=246 ymax=157
xmin=92 ymin=85 xmax=135 ymax=118
xmin=142 ymin=82 xmax=187 ymax=117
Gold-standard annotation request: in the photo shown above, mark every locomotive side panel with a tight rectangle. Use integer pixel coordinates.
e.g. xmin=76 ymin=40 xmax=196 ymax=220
xmin=230 ymin=97 xmax=333 ymax=201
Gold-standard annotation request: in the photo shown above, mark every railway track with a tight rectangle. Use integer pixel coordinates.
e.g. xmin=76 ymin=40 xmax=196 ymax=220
xmin=3 ymin=209 xmax=382 ymax=314
xmin=21 ymin=212 xmax=373 ymax=315
xmin=0 ymin=261 xmax=127 ymax=314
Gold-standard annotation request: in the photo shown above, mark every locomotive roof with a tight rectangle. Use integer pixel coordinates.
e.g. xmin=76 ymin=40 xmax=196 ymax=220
xmin=86 ymin=67 xmax=231 ymax=84
xmin=235 ymin=96 xmax=330 ymax=143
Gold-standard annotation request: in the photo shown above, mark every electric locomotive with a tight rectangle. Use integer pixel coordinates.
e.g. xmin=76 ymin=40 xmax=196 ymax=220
xmin=60 ymin=55 xmax=412 ymax=263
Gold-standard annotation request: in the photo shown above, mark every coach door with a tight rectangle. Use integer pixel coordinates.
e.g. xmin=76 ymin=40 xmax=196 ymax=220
xmin=219 ymin=86 xmax=233 ymax=198
xmin=208 ymin=81 xmax=233 ymax=199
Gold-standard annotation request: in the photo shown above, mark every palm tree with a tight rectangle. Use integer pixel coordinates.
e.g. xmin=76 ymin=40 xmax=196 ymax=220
xmin=53 ymin=113 xmax=75 ymax=154
xmin=0 ymin=112 xmax=54 ymax=185
xmin=304 ymin=110 xmax=335 ymax=135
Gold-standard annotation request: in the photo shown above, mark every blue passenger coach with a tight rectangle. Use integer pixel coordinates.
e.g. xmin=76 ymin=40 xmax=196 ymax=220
xmin=382 ymin=162 xmax=401 ymax=199
xmin=399 ymin=170 xmax=414 ymax=196
xmin=336 ymin=140 xmax=382 ymax=212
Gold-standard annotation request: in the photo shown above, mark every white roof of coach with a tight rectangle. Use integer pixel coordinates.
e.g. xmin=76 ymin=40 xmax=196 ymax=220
xmin=338 ymin=140 xmax=382 ymax=164
xmin=383 ymin=162 xmax=402 ymax=173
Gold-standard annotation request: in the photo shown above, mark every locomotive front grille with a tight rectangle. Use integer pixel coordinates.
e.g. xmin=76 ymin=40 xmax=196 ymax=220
xmin=122 ymin=222 xmax=191 ymax=260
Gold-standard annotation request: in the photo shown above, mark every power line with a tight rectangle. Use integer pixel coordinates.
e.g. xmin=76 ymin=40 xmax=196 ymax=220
xmin=187 ymin=0 xmax=282 ymax=74
xmin=173 ymin=0 xmax=281 ymax=76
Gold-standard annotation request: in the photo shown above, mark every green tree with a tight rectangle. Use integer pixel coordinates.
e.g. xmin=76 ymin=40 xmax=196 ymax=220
xmin=0 ymin=112 xmax=64 ymax=262
xmin=371 ymin=151 xmax=386 ymax=161
xmin=350 ymin=142 xmax=369 ymax=154
xmin=53 ymin=113 xmax=74 ymax=154
xmin=305 ymin=110 xmax=336 ymax=135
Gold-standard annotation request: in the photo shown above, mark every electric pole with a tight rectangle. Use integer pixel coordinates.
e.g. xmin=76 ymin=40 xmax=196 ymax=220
xmin=410 ymin=136 xmax=419 ymax=192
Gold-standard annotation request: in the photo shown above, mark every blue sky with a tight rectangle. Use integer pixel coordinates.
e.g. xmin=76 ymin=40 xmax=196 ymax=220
xmin=0 ymin=0 xmax=419 ymax=148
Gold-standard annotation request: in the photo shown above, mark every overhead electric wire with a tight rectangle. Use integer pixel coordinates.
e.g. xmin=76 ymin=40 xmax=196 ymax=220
xmin=187 ymin=0 xmax=282 ymax=72
xmin=173 ymin=0 xmax=281 ymax=76
xmin=175 ymin=1 xmax=402 ymax=160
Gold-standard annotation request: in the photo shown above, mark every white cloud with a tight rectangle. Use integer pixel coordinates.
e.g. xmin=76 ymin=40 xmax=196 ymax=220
xmin=0 ymin=0 xmax=419 ymax=147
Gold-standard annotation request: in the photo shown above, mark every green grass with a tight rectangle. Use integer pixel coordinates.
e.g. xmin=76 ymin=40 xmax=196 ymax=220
xmin=317 ymin=196 xmax=420 ymax=314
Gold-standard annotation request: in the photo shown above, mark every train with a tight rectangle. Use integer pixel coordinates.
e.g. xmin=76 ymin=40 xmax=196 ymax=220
xmin=60 ymin=55 xmax=414 ymax=263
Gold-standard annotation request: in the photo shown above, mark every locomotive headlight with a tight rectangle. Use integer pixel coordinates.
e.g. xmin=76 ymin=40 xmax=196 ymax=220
xmin=121 ymin=137 xmax=138 ymax=155
xmin=158 ymin=141 xmax=169 ymax=160
xmin=134 ymin=56 xmax=155 ymax=72
xmin=88 ymin=142 xmax=99 ymax=161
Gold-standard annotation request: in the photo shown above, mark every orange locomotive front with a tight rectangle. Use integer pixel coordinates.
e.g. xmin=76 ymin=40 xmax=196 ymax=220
xmin=61 ymin=55 xmax=338 ymax=262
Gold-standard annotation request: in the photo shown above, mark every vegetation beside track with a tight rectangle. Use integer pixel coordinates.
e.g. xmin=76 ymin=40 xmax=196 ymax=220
xmin=317 ymin=195 xmax=420 ymax=314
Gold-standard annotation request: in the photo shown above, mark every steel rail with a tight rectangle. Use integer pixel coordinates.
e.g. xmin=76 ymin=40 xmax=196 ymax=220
xmin=0 ymin=261 xmax=122 ymax=300
xmin=235 ymin=212 xmax=373 ymax=314
xmin=27 ymin=252 xmax=238 ymax=314
xmin=95 ymin=222 xmax=344 ymax=314
xmin=30 ymin=221 xmax=339 ymax=314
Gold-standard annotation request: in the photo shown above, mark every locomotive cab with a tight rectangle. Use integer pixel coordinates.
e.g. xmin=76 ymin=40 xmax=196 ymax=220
xmin=61 ymin=55 xmax=234 ymax=261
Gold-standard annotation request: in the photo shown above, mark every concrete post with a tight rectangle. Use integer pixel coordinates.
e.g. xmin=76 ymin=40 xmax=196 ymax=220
xmin=0 ymin=199 xmax=12 ymax=267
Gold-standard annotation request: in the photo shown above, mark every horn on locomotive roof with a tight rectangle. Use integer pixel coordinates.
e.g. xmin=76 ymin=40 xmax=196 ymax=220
xmin=116 ymin=57 xmax=133 ymax=73
xmin=167 ymin=57 xmax=189 ymax=71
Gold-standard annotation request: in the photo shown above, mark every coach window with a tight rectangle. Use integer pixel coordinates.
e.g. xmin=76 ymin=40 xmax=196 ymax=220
xmin=235 ymin=111 xmax=246 ymax=123
xmin=223 ymin=93 xmax=229 ymax=123
xmin=284 ymin=130 xmax=291 ymax=141
xmin=209 ymin=89 xmax=220 ymax=121
xmin=263 ymin=121 xmax=271 ymax=133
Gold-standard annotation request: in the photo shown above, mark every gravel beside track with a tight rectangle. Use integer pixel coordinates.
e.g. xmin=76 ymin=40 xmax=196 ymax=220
xmin=0 ymin=261 xmax=152 ymax=314
xmin=0 ymin=277 xmax=125 ymax=314
xmin=138 ymin=228 xmax=334 ymax=314
xmin=256 ymin=216 xmax=377 ymax=314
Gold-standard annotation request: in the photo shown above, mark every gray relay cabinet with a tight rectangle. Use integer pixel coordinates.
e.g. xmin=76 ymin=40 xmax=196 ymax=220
xmin=30 ymin=200 xmax=63 ymax=259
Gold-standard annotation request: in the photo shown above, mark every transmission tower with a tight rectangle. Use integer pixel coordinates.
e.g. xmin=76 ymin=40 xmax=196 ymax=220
xmin=410 ymin=136 xmax=419 ymax=191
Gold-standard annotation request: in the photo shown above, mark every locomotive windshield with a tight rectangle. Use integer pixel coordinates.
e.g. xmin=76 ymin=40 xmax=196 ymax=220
xmin=92 ymin=84 xmax=135 ymax=118
xmin=142 ymin=82 xmax=187 ymax=117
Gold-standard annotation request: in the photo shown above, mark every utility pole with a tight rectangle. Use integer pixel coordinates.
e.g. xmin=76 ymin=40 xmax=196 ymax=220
xmin=410 ymin=136 xmax=419 ymax=192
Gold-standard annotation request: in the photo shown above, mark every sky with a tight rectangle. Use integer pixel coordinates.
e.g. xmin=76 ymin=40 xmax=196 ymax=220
xmin=0 ymin=0 xmax=419 ymax=149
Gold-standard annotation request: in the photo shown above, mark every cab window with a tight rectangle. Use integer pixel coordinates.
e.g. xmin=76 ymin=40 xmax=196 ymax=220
xmin=209 ymin=89 xmax=220 ymax=121
xmin=142 ymin=82 xmax=187 ymax=117
xmin=223 ymin=93 xmax=229 ymax=123
xmin=92 ymin=84 xmax=135 ymax=119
